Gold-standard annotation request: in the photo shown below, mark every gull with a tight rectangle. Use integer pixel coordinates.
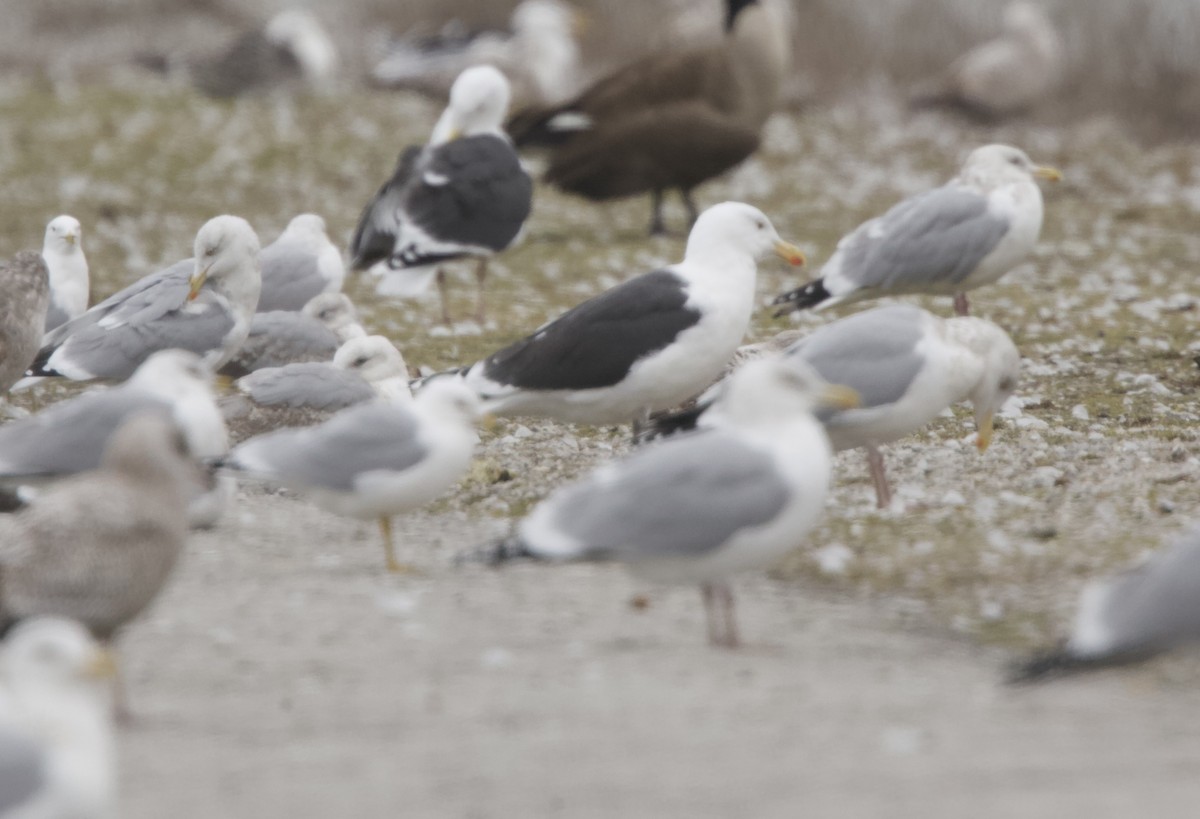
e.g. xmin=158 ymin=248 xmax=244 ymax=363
xmin=220 ymin=293 xmax=365 ymax=377
xmin=0 ymin=618 xmax=116 ymax=819
xmin=350 ymin=65 xmax=532 ymax=325
xmin=257 ymin=214 xmax=345 ymax=313
xmin=40 ymin=215 xmax=89 ymax=334
xmin=474 ymin=357 xmax=857 ymax=647
xmin=225 ymin=379 xmax=480 ymax=573
xmin=772 ymin=144 xmax=1060 ymax=317
xmin=29 ymin=216 xmax=261 ymax=382
xmin=460 ymin=202 xmax=804 ymax=428
xmin=0 ymin=252 xmax=50 ymax=399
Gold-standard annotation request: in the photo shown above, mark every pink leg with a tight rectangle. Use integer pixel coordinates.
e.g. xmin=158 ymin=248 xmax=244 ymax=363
xmin=700 ymin=584 xmax=721 ymax=645
xmin=436 ymin=268 xmax=452 ymax=326
xmin=953 ymin=292 xmax=970 ymax=316
xmin=717 ymin=583 xmax=739 ymax=649
xmin=473 ymin=258 xmax=489 ymax=324
xmin=867 ymin=445 xmax=892 ymax=509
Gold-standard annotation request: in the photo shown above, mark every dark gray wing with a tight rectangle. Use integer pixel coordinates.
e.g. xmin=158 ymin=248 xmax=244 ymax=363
xmin=239 ymin=363 xmax=375 ymax=410
xmin=258 ymin=242 xmax=327 ymax=313
xmin=393 ymin=134 xmax=533 ymax=260
xmin=192 ymin=29 xmax=300 ymax=98
xmin=1090 ymin=537 xmax=1200 ymax=656
xmin=535 ymin=431 xmax=789 ymax=561
xmin=221 ymin=312 xmax=338 ymax=376
xmin=349 ymin=146 xmax=424 ymax=270
xmin=832 ymin=186 xmax=1010 ymax=290
xmin=0 ymin=388 xmax=169 ymax=479
xmin=0 ymin=729 xmax=46 ymax=814
xmin=231 ymin=402 xmax=428 ymax=491
xmin=786 ymin=305 xmax=927 ymax=413
xmin=480 ymin=270 xmax=700 ymax=391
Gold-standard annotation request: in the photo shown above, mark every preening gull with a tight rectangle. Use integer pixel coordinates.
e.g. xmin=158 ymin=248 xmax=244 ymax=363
xmin=0 ymin=251 xmax=50 ymax=396
xmin=911 ymin=1 xmax=1064 ymax=119
xmin=0 ymin=618 xmax=115 ymax=819
xmin=220 ymin=292 xmax=365 ymax=377
xmin=475 ymin=357 xmax=857 ymax=647
xmin=649 ymin=305 xmax=1021 ymax=508
xmin=257 ymin=214 xmax=345 ymax=313
xmin=40 ymin=215 xmax=90 ymax=334
xmin=1011 ymin=530 xmax=1200 ymax=682
xmin=460 ymin=202 xmax=804 ymax=427
xmin=137 ymin=8 xmax=337 ymax=98
xmin=772 ymin=144 xmax=1060 ymax=317
xmin=0 ymin=350 xmax=230 ymax=528
xmin=371 ymin=0 xmax=585 ymax=107
xmin=224 ymin=335 xmax=411 ymax=441
xmin=0 ymin=414 xmax=190 ymax=646
xmin=225 ymin=379 xmax=479 ymax=573
xmin=30 ymin=215 xmax=262 ymax=381
xmin=507 ymin=0 xmax=790 ymax=235
xmin=350 ymin=64 xmax=533 ymax=325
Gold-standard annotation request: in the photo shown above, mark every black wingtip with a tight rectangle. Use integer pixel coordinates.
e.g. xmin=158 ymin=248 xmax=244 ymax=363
xmin=1006 ymin=649 xmax=1085 ymax=684
xmin=455 ymin=534 xmax=536 ymax=567
xmin=639 ymin=405 xmax=705 ymax=445
xmin=771 ymin=279 xmax=830 ymax=317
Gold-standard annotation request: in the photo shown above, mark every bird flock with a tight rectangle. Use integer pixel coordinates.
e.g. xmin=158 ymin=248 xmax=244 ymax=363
xmin=0 ymin=0 xmax=1191 ymax=814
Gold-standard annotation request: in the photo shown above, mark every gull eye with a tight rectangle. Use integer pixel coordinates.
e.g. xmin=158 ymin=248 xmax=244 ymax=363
xmin=353 ymin=356 xmax=369 ymax=367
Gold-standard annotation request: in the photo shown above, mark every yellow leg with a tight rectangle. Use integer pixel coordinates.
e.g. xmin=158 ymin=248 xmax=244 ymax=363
xmin=379 ymin=517 xmax=419 ymax=574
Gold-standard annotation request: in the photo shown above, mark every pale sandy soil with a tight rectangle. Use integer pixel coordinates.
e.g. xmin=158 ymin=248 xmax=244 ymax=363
xmin=118 ymin=487 xmax=1200 ymax=818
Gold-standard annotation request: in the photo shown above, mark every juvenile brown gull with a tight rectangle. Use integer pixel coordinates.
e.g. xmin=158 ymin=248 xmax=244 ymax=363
xmin=0 ymin=252 xmax=49 ymax=398
xmin=772 ymin=144 xmax=1060 ymax=317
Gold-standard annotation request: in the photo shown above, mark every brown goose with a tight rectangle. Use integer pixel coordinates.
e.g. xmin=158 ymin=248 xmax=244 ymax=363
xmin=507 ymin=0 xmax=789 ymax=235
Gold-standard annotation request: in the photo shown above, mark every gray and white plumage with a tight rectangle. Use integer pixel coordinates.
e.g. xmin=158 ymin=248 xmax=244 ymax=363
xmin=351 ymin=65 xmax=532 ymax=321
xmin=30 ymin=215 xmax=262 ymax=382
xmin=0 ymin=414 xmax=191 ymax=642
xmin=226 ymin=379 xmax=478 ymax=571
xmin=912 ymin=1 xmax=1064 ymax=119
xmin=0 ymin=251 xmax=50 ymax=395
xmin=461 ymin=202 xmax=805 ymax=425
xmin=40 ymin=216 xmax=89 ymax=334
xmin=370 ymin=0 xmax=584 ymax=107
xmin=224 ymin=335 xmax=411 ymax=441
xmin=651 ymin=305 xmax=1020 ymax=508
xmin=257 ymin=214 xmax=345 ymax=313
xmin=492 ymin=357 xmax=851 ymax=647
xmin=0 ymin=618 xmax=115 ymax=819
xmin=1012 ymin=531 xmax=1200 ymax=682
xmin=0 ymin=350 xmax=230 ymax=527
xmin=221 ymin=293 xmax=364 ymax=377
xmin=773 ymin=144 xmax=1060 ymax=317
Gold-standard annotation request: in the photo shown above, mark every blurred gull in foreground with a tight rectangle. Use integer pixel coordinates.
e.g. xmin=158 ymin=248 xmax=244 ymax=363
xmin=772 ymin=144 xmax=1060 ymax=317
xmin=40 ymin=215 xmax=89 ymax=334
xmin=225 ymin=379 xmax=479 ymax=573
xmin=649 ymin=305 xmax=1021 ymax=508
xmin=911 ymin=1 xmax=1064 ymax=120
xmin=0 ymin=618 xmax=116 ymax=819
xmin=257 ymin=214 xmax=345 ymax=313
xmin=1011 ymin=530 xmax=1200 ymax=682
xmin=224 ymin=335 xmax=411 ymax=441
xmin=460 ymin=202 xmax=804 ymax=429
xmin=29 ymin=216 xmax=261 ymax=382
xmin=350 ymin=65 xmax=532 ymax=325
xmin=221 ymin=293 xmax=365 ymax=377
xmin=473 ymin=357 xmax=856 ymax=648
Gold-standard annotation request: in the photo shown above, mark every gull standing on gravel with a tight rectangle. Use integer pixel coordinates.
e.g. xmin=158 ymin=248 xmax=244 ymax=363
xmin=221 ymin=292 xmax=365 ymax=377
xmin=649 ymin=305 xmax=1021 ymax=508
xmin=477 ymin=357 xmax=857 ymax=647
xmin=350 ymin=64 xmax=533 ymax=325
xmin=0 ymin=251 xmax=50 ymax=398
xmin=459 ymin=202 xmax=804 ymax=428
xmin=28 ymin=215 xmax=262 ymax=381
xmin=257 ymin=214 xmax=345 ymax=312
xmin=772 ymin=144 xmax=1060 ymax=317
xmin=0 ymin=350 xmax=229 ymax=527
xmin=1011 ymin=530 xmax=1200 ymax=682
xmin=225 ymin=379 xmax=479 ymax=573
xmin=40 ymin=215 xmax=90 ymax=334
xmin=0 ymin=618 xmax=116 ymax=819
xmin=223 ymin=335 xmax=411 ymax=441
xmin=0 ymin=414 xmax=191 ymax=656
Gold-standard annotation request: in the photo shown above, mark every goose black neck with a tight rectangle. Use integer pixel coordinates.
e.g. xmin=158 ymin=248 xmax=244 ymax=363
xmin=726 ymin=0 xmax=760 ymax=31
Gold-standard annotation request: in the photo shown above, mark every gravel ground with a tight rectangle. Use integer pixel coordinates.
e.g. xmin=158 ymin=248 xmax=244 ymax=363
xmin=4 ymin=13 xmax=1200 ymax=812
